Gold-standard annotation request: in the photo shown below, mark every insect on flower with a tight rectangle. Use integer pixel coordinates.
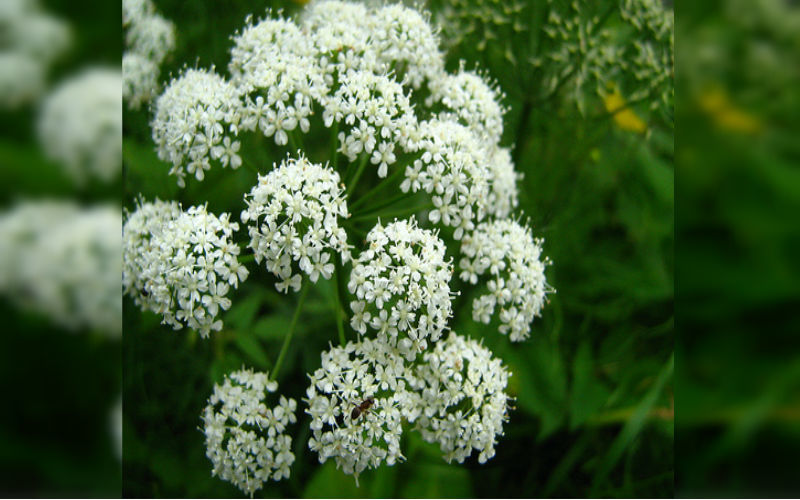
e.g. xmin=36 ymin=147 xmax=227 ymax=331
xmin=350 ymin=397 xmax=375 ymax=420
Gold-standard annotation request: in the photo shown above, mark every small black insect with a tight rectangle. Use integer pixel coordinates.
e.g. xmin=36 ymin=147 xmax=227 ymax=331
xmin=350 ymin=397 xmax=375 ymax=420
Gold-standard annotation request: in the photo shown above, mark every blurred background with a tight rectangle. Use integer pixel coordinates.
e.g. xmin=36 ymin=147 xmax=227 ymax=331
xmin=676 ymin=0 xmax=800 ymax=496
xmin=122 ymin=0 xmax=673 ymax=497
xmin=0 ymin=0 xmax=121 ymax=496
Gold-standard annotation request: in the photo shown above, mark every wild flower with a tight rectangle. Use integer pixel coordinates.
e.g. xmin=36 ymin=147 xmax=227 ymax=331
xmin=459 ymin=219 xmax=551 ymax=341
xmin=305 ymin=338 xmax=409 ymax=482
xmin=151 ymin=68 xmax=242 ymax=186
xmin=407 ymin=332 xmax=511 ymax=464
xmin=0 ymin=201 xmax=121 ymax=336
xmin=0 ymin=0 xmax=70 ymax=108
xmin=37 ymin=68 xmax=122 ymax=185
xmin=123 ymin=199 xmax=248 ymax=337
xmin=348 ymin=217 xmax=453 ymax=361
xmin=241 ymin=155 xmax=351 ymax=293
xmin=122 ymin=0 xmax=175 ymax=109
xmin=202 ymin=368 xmax=297 ymax=496
xmin=129 ymin=0 xmax=554 ymax=490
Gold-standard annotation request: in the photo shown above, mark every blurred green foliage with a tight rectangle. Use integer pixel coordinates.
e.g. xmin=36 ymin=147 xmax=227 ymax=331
xmin=123 ymin=0 xmax=673 ymax=497
xmin=676 ymin=0 xmax=800 ymax=495
xmin=0 ymin=0 xmax=122 ymax=496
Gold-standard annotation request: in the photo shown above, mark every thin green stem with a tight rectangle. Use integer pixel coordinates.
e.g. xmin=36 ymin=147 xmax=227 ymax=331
xmin=351 ymin=202 xmax=435 ymax=222
xmin=238 ymin=253 xmax=255 ymax=263
xmin=330 ymin=121 xmax=340 ymax=171
xmin=271 ymin=282 xmax=310 ymax=380
xmin=333 ymin=258 xmax=347 ymax=346
xmin=346 ymin=153 xmax=370 ymax=197
xmin=242 ymin=156 xmax=261 ymax=175
xmin=352 ymin=191 xmax=411 ymax=217
xmin=350 ymin=165 xmax=408 ymax=212
xmin=287 ymin=130 xmax=301 ymax=156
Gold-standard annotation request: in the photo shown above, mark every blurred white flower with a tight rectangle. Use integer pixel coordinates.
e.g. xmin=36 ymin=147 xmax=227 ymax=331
xmin=305 ymin=338 xmax=409 ymax=483
xmin=123 ymin=198 xmax=248 ymax=337
xmin=407 ymin=332 xmax=511 ymax=464
xmin=37 ymin=68 xmax=122 ymax=185
xmin=241 ymin=155 xmax=351 ymax=293
xmin=123 ymin=52 xmax=159 ymax=110
xmin=348 ymin=217 xmax=453 ymax=360
xmin=430 ymin=68 xmax=505 ymax=145
xmin=485 ymin=146 xmax=521 ymax=219
xmin=202 ymin=368 xmax=297 ymax=496
xmin=459 ymin=219 xmax=551 ymax=341
xmin=0 ymin=201 xmax=122 ymax=337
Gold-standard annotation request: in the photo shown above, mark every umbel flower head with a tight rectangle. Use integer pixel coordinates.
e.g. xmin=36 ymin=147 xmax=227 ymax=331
xmin=37 ymin=67 xmax=122 ymax=185
xmin=151 ymin=68 xmax=242 ymax=186
xmin=401 ymin=119 xmax=491 ymax=240
xmin=122 ymin=0 xmax=175 ymax=109
xmin=348 ymin=217 xmax=453 ymax=361
xmin=459 ymin=219 xmax=552 ymax=342
xmin=241 ymin=154 xmax=351 ymax=293
xmin=407 ymin=332 xmax=511 ymax=464
xmin=123 ymin=198 xmax=248 ymax=337
xmin=0 ymin=200 xmax=122 ymax=337
xmin=202 ymin=368 xmax=297 ymax=497
xmin=305 ymin=338 xmax=409 ymax=482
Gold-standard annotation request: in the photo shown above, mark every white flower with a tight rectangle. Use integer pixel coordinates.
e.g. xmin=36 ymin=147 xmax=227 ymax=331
xmin=0 ymin=53 xmax=45 ymax=109
xmin=123 ymin=52 xmax=159 ymax=110
xmin=0 ymin=201 xmax=122 ymax=337
xmin=241 ymin=154 xmax=351 ymax=292
xmin=230 ymin=15 xmax=326 ymax=146
xmin=37 ymin=68 xmax=122 ymax=185
xmin=485 ymin=146 xmax=521 ymax=219
xmin=125 ymin=12 xmax=175 ymax=65
xmin=305 ymin=338 xmax=410 ymax=482
xmin=407 ymin=332 xmax=511 ymax=464
xmin=401 ymin=119 xmax=491 ymax=239
xmin=123 ymin=198 xmax=248 ymax=337
xmin=325 ymin=70 xmax=418 ymax=175
xmin=348 ymin=217 xmax=453 ymax=360
xmin=151 ymin=68 xmax=242 ymax=186
xmin=459 ymin=220 xmax=552 ymax=341
xmin=429 ymin=68 xmax=506 ymax=146
xmin=202 ymin=368 xmax=297 ymax=496
xmin=369 ymin=4 xmax=445 ymax=90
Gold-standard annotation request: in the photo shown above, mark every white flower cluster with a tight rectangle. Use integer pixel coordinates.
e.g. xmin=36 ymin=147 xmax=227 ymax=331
xmin=485 ymin=146 xmax=521 ymax=219
xmin=152 ymin=68 xmax=242 ymax=186
xmin=123 ymin=199 xmax=248 ymax=337
xmin=401 ymin=119 xmax=490 ymax=239
xmin=459 ymin=220 xmax=551 ymax=342
xmin=348 ymin=217 xmax=453 ymax=360
xmin=407 ymin=332 xmax=511 ymax=464
xmin=230 ymin=16 xmax=324 ymax=147
xmin=326 ymin=71 xmax=418 ymax=176
xmin=202 ymin=368 xmax=297 ymax=496
xmin=242 ymin=155 xmax=351 ymax=293
xmin=430 ymin=68 xmax=505 ymax=145
xmin=123 ymin=0 xmax=176 ymax=109
xmin=305 ymin=338 xmax=408 ymax=482
xmin=0 ymin=201 xmax=121 ymax=337
xmin=0 ymin=0 xmax=70 ymax=108
xmin=37 ymin=68 xmax=123 ymax=185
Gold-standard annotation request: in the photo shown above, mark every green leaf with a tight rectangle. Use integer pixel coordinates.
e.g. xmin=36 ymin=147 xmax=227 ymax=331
xmin=570 ymin=341 xmax=611 ymax=429
xmin=252 ymin=315 xmax=293 ymax=341
xmin=224 ymin=291 xmax=262 ymax=331
xmin=303 ymin=461 xmax=361 ymax=498
xmin=401 ymin=463 xmax=472 ymax=498
xmin=233 ymin=331 xmax=271 ymax=369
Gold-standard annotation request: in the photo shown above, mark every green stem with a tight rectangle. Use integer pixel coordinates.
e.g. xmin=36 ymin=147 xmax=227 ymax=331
xmin=346 ymin=153 xmax=370 ymax=197
xmin=352 ymin=191 xmax=411 ymax=217
xmin=238 ymin=253 xmax=255 ymax=263
xmin=351 ymin=202 xmax=435 ymax=222
xmin=350 ymin=164 xmax=408 ymax=212
xmin=271 ymin=282 xmax=310 ymax=380
xmin=331 ymin=121 xmax=340 ymax=171
xmin=333 ymin=258 xmax=347 ymax=346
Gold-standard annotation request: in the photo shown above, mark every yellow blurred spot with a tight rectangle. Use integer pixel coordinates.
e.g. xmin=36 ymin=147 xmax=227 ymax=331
xmin=698 ymin=87 xmax=762 ymax=135
xmin=603 ymin=87 xmax=647 ymax=134
xmin=292 ymin=0 xmax=310 ymax=5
